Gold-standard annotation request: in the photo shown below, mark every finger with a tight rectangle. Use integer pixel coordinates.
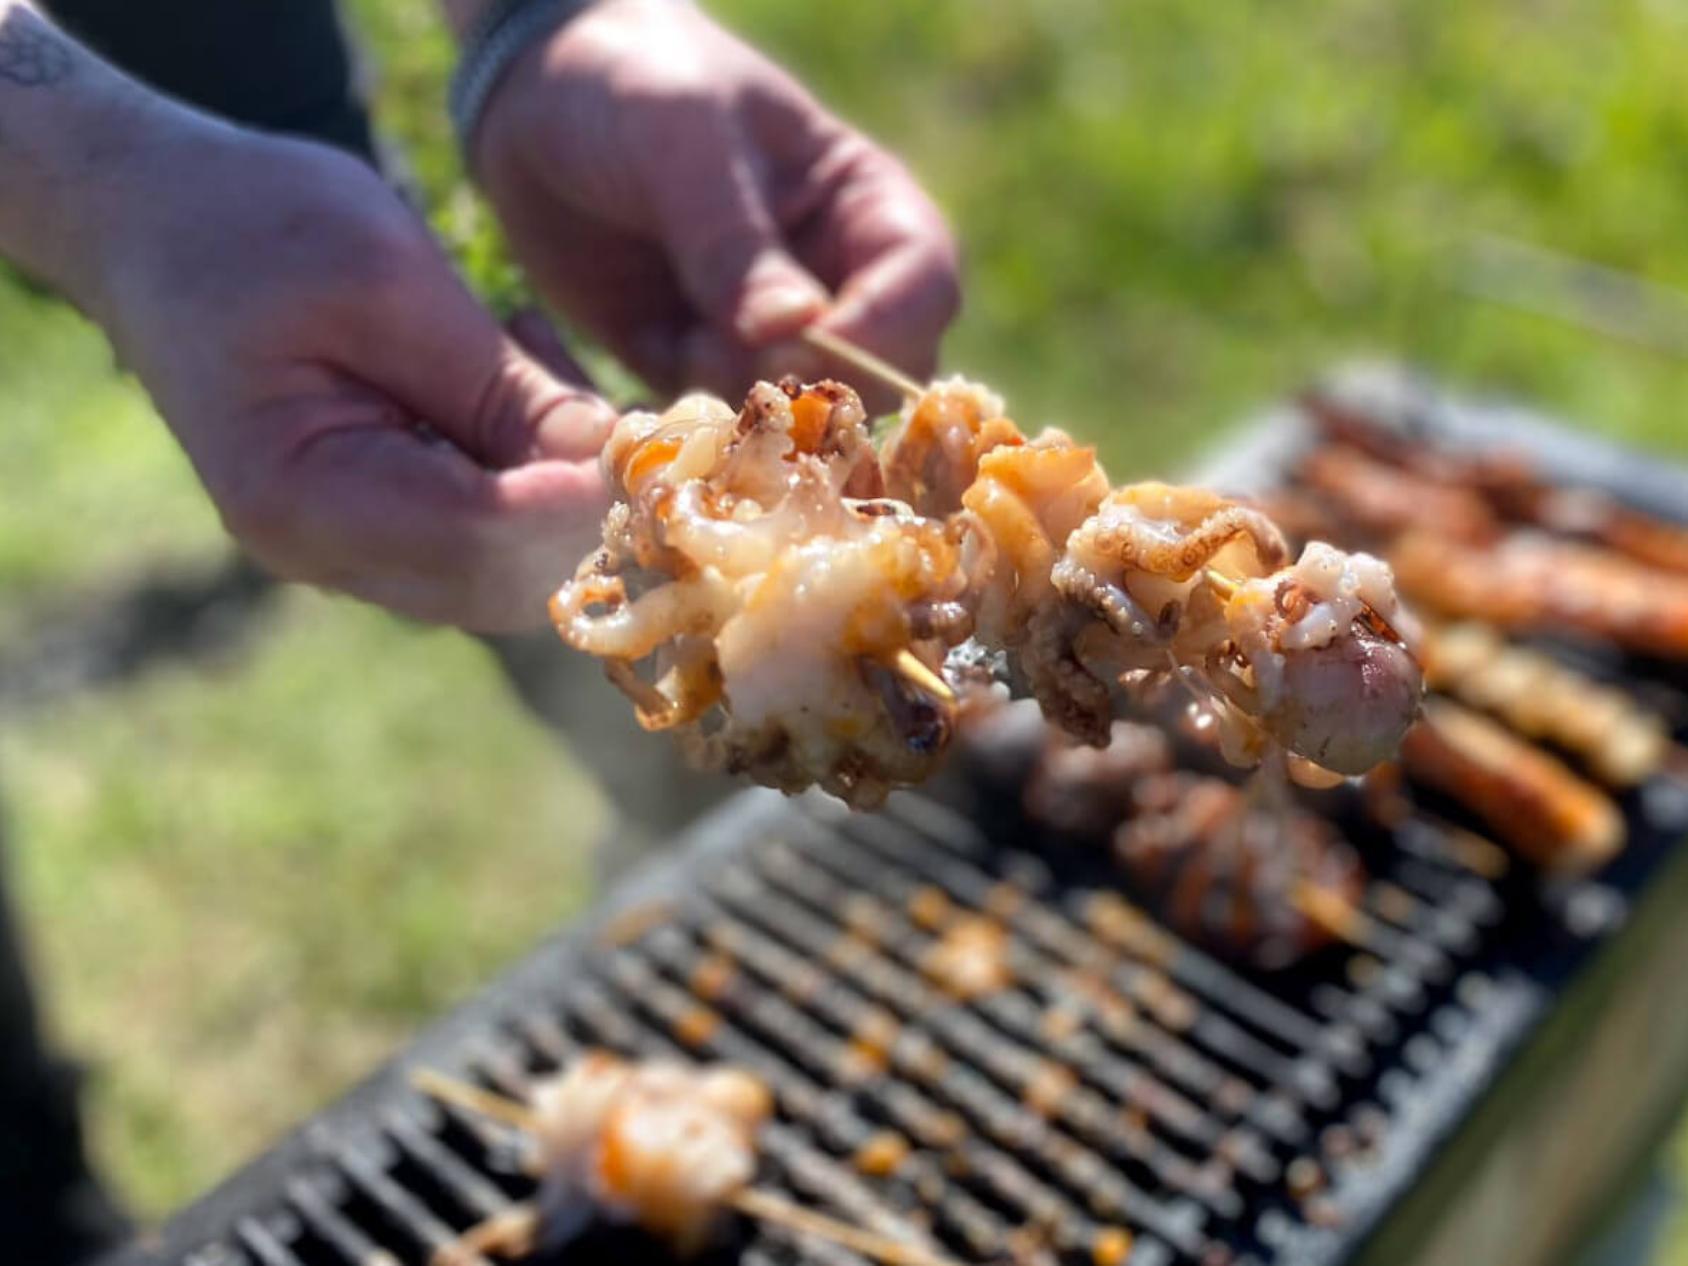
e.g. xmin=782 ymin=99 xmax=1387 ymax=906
xmin=507 ymin=305 xmax=594 ymax=385
xmin=640 ymin=100 xmax=830 ymax=346
xmin=260 ymin=422 xmax=609 ymax=633
xmin=501 ymin=322 xmax=619 ymax=463
xmin=820 ymin=173 xmax=961 ymax=385
xmin=350 ymin=238 xmax=618 ymax=469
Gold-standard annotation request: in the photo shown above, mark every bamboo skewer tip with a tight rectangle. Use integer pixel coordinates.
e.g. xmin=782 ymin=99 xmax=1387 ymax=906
xmin=801 ymin=327 xmax=925 ymax=400
xmin=732 ymin=1188 xmax=961 ymax=1266
xmin=890 ymin=648 xmax=957 ymax=704
xmin=410 ymin=1068 xmax=540 ymax=1133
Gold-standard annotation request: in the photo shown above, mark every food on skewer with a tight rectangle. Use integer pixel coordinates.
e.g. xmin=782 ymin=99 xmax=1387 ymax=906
xmin=551 ymin=379 xmax=970 ymax=808
xmin=1205 ymin=541 xmax=1422 ymax=775
xmin=1304 ymin=391 xmax=1688 ymax=575
xmin=1397 ymin=699 xmax=1623 ymax=875
xmin=527 ymin=1053 xmax=771 ymax=1256
xmin=1114 ymin=771 xmax=1367 ymax=968
xmin=1023 ymin=720 xmax=1174 ymax=839
xmin=1388 ymin=529 xmax=1688 ymax=660
xmin=918 ymin=403 xmax=1421 ymax=775
xmin=1025 ymin=478 xmax=1288 ymax=750
xmin=881 ymin=376 xmax=1024 ymax=516
xmin=416 ymin=1058 xmax=955 ymax=1266
xmin=956 ymin=430 xmax=1114 ymax=741
xmin=551 ymin=350 xmax=1423 ymax=806
xmin=1284 ymin=434 xmax=1688 ymax=659
xmin=1295 ymin=445 xmax=1500 ymax=545
xmin=1421 ymin=623 xmax=1669 ymax=788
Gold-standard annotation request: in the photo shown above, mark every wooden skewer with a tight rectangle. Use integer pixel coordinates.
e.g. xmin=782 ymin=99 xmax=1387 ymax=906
xmin=411 ymin=1068 xmax=539 ymax=1132
xmin=1292 ymin=882 xmax=1383 ymax=950
xmin=802 ymin=327 xmax=925 ymax=400
xmin=731 ymin=1188 xmax=960 ymax=1266
xmin=1202 ymin=567 xmax=1239 ymax=599
xmin=431 ymin=1203 xmax=540 ymax=1266
xmin=412 ymin=1070 xmax=964 ymax=1266
xmin=891 ymin=647 xmax=956 ymax=704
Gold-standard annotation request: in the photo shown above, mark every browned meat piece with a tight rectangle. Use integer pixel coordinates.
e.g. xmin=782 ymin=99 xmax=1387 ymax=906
xmin=1115 ymin=772 xmax=1367 ymax=969
xmin=1398 ymin=699 xmax=1623 ymax=875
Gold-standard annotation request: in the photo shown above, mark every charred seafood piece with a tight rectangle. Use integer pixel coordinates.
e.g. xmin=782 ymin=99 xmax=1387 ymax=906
xmin=1398 ymin=699 xmax=1623 ymax=876
xmin=1212 ymin=542 xmax=1424 ymax=776
xmin=1304 ymin=390 xmax=1688 ymax=575
xmin=1388 ymin=529 xmax=1688 ymax=660
xmin=1421 ymin=623 xmax=1669 ymax=788
xmin=1114 ymin=771 xmax=1367 ymax=969
xmin=418 ymin=1056 xmax=956 ymax=1266
xmin=1022 ymin=720 xmax=1174 ymax=839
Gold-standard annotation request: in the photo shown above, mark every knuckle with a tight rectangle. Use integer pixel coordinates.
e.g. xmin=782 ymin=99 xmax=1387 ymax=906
xmin=340 ymin=214 xmax=437 ymax=302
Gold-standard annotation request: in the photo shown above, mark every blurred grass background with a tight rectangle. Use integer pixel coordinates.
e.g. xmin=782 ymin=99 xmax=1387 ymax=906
xmin=4 ymin=0 xmax=1688 ymax=1252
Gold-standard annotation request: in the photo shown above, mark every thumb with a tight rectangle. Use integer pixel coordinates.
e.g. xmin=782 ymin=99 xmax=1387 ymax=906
xmin=646 ymin=109 xmax=829 ymax=346
xmin=506 ymin=307 xmax=618 ymax=463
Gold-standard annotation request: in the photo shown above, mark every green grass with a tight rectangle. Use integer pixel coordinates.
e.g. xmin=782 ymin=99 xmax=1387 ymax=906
xmin=4 ymin=0 xmax=1688 ymax=1250
xmin=5 ymin=591 xmax=605 ymax=1211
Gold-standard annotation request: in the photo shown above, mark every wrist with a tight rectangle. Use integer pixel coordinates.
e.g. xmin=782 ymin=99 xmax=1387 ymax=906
xmin=0 ymin=6 xmax=209 ymax=315
xmin=451 ymin=0 xmax=678 ymax=174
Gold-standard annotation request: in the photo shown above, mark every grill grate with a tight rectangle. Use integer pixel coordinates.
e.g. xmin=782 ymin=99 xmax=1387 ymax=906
xmin=147 ymin=765 xmax=1688 ymax=1266
xmin=122 ymin=373 xmax=1688 ymax=1266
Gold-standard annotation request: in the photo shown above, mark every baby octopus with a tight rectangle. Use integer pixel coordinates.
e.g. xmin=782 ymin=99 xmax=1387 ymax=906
xmin=552 ymin=373 xmax=1423 ymax=805
xmin=551 ymin=379 xmax=971 ymax=809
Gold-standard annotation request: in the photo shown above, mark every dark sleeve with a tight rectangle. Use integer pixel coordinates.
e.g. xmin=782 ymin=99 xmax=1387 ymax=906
xmin=39 ymin=0 xmax=378 ymax=163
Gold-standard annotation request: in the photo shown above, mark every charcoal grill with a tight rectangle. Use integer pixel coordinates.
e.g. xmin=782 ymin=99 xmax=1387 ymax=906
xmin=106 ymin=368 xmax=1688 ymax=1266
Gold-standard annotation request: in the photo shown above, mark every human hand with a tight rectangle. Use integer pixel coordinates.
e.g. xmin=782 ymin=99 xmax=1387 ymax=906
xmin=466 ymin=0 xmax=961 ymax=408
xmin=88 ymin=122 xmax=617 ymax=632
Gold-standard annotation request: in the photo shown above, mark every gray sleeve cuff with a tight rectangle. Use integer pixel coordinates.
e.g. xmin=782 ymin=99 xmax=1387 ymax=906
xmin=448 ymin=0 xmax=599 ymax=169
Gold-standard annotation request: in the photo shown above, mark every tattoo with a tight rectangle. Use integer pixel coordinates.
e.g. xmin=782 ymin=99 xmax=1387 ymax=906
xmin=0 ymin=15 xmax=73 ymax=88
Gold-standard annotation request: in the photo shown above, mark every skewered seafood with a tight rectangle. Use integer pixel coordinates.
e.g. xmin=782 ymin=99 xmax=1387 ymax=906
xmin=965 ymin=463 xmax=1422 ymax=772
xmin=418 ymin=1059 xmax=955 ymax=1266
xmin=957 ymin=432 xmax=1112 ymax=740
xmin=552 ymin=379 xmax=970 ymax=808
xmin=1208 ymin=541 xmax=1422 ymax=775
xmin=552 ymin=365 xmax=1423 ymax=806
xmin=881 ymin=376 xmax=1023 ymax=516
xmin=1304 ymin=391 xmax=1688 ymax=575
xmin=1289 ymin=420 xmax=1688 ymax=651
xmin=1295 ymin=445 xmax=1500 ymax=545
xmin=1421 ymin=623 xmax=1669 ymax=788
xmin=528 ymin=1053 xmax=772 ymax=1255
xmin=1398 ymin=699 xmax=1623 ymax=875
xmin=1023 ymin=720 xmax=1174 ymax=839
xmin=1389 ymin=529 xmax=1688 ymax=660
xmin=1114 ymin=771 xmax=1367 ymax=969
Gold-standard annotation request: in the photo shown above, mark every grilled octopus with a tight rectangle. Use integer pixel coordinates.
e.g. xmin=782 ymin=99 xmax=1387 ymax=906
xmin=552 ymin=377 xmax=1423 ymax=806
xmin=432 ymin=1054 xmax=774 ymax=1263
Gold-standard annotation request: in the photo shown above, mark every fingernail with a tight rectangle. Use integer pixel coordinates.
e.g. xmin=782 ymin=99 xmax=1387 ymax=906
xmin=738 ymin=285 xmax=826 ymax=344
xmin=736 ymin=254 xmax=829 ymax=344
xmin=534 ymin=396 xmax=616 ymax=462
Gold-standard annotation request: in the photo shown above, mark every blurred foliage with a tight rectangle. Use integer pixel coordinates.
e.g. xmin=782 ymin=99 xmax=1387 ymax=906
xmin=6 ymin=594 xmax=604 ymax=1210
xmin=366 ymin=0 xmax=1688 ymax=473
xmin=3 ymin=0 xmax=1688 ymax=1242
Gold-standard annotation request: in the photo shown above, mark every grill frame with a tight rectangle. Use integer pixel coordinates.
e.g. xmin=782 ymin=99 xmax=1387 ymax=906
xmin=104 ymin=367 xmax=1688 ymax=1266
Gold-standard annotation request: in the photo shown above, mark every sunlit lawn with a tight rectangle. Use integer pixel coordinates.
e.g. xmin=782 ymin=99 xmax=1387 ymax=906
xmin=3 ymin=0 xmax=1687 ymax=1252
